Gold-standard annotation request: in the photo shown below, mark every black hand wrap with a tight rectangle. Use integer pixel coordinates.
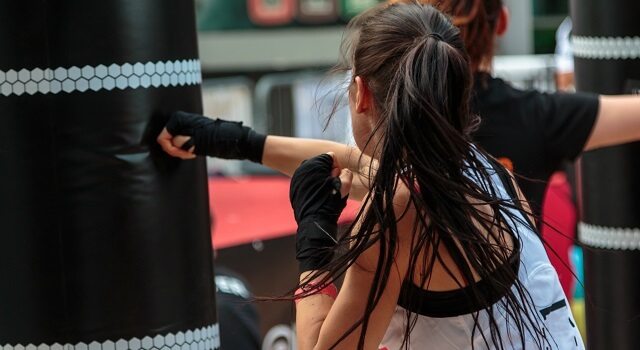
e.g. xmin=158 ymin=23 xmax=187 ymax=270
xmin=290 ymin=154 xmax=348 ymax=273
xmin=166 ymin=111 xmax=267 ymax=163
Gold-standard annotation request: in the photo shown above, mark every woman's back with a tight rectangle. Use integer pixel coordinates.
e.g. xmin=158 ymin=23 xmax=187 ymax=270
xmin=380 ymin=151 xmax=584 ymax=349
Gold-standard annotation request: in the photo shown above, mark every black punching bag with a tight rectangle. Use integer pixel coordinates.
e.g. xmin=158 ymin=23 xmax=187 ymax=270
xmin=570 ymin=1 xmax=640 ymax=348
xmin=0 ymin=1 xmax=218 ymax=349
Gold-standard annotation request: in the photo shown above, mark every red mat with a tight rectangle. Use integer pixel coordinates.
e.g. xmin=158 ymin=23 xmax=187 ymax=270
xmin=209 ymin=176 xmax=360 ymax=249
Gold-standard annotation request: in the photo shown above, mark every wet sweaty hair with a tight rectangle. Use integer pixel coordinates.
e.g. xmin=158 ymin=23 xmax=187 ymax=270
xmin=296 ymin=2 xmax=550 ymax=349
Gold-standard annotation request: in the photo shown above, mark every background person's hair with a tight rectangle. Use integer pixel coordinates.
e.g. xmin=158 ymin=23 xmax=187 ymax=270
xmin=391 ymin=0 xmax=504 ymax=72
xmin=297 ymin=2 xmax=548 ymax=349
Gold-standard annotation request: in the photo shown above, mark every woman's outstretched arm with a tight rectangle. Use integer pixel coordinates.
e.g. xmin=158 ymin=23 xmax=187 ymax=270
xmin=157 ymin=112 xmax=374 ymax=201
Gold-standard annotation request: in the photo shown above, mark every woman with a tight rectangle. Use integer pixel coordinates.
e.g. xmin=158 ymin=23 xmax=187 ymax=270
xmin=161 ymin=0 xmax=640 ymax=301
xmin=160 ymin=2 xmax=583 ymax=348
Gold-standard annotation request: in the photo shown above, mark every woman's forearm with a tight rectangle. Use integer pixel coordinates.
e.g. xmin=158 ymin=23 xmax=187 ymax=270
xmin=295 ymin=272 xmax=335 ymax=350
xmin=262 ymin=136 xmax=373 ymax=200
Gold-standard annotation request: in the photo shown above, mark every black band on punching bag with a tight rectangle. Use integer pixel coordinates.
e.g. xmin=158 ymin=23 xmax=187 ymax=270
xmin=0 ymin=1 xmax=218 ymax=348
xmin=570 ymin=1 xmax=640 ymax=349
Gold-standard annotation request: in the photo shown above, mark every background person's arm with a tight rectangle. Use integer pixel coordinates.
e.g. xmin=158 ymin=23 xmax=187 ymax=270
xmin=584 ymin=95 xmax=640 ymax=151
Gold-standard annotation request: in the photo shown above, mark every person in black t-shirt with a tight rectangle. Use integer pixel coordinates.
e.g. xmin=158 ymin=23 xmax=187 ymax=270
xmin=471 ymin=73 xmax=599 ymax=211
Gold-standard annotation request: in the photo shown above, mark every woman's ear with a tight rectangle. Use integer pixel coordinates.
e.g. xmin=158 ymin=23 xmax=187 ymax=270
xmin=496 ymin=5 xmax=510 ymax=37
xmin=354 ymin=76 xmax=371 ymax=114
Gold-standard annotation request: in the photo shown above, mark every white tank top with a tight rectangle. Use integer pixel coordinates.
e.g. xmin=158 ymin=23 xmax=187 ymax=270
xmin=379 ymin=153 xmax=585 ymax=350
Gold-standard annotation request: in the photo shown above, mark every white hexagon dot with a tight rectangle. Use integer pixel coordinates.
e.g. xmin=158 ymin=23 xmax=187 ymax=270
xmin=165 ymin=61 xmax=174 ymax=74
xmin=141 ymin=337 xmax=153 ymax=349
xmin=188 ymin=342 xmax=197 ymax=350
xmin=62 ymin=80 xmax=75 ymax=93
xmin=145 ymin=62 xmax=155 ymax=75
xmin=95 ymin=65 xmax=108 ymax=78
xmin=121 ymin=63 xmax=133 ymax=77
xmin=170 ymin=344 xmax=180 ymax=350
xmin=13 ymin=81 xmax=25 ymax=96
xmin=13 ymin=345 xmax=24 ymax=350
xmin=68 ymin=66 xmax=81 ymax=80
xmin=18 ymin=68 xmax=31 ymax=82
xmin=103 ymin=76 xmax=116 ymax=91
xmin=76 ymin=78 xmax=89 ymax=92
xmin=0 ymin=70 xmax=5 ymax=82
xmin=89 ymin=77 xmax=102 ymax=91
xmin=151 ymin=74 xmax=161 ymax=88
xmin=161 ymin=74 xmax=171 ymax=87
xmin=175 ymin=332 xmax=185 ymax=344
xmin=6 ymin=70 xmax=18 ymax=83
xmin=129 ymin=337 xmax=141 ymax=350
xmin=178 ymin=73 xmax=186 ymax=86
xmin=108 ymin=64 xmax=121 ymax=77
xmin=88 ymin=341 xmax=101 ymax=350
xmin=50 ymin=343 xmax=63 ymax=350
xmin=164 ymin=334 xmax=176 ymax=347
xmin=38 ymin=80 xmax=51 ymax=94
xmin=1 ymin=83 xmax=12 ymax=96
xmin=102 ymin=340 xmax=115 ymax=350
xmin=75 ymin=342 xmax=88 ymax=350
xmin=54 ymin=67 xmax=67 ymax=81
xmin=181 ymin=60 xmax=189 ymax=73
xmin=4 ymin=345 xmax=13 ymax=350
xmin=155 ymin=61 xmax=166 ymax=74
xmin=153 ymin=335 xmax=164 ymax=348
xmin=31 ymin=68 xmax=44 ymax=82
xmin=140 ymin=75 xmax=151 ymax=88
xmin=133 ymin=62 xmax=145 ymax=76
xmin=25 ymin=345 xmax=36 ymax=350
xmin=170 ymin=74 xmax=178 ymax=86
xmin=115 ymin=339 xmax=128 ymax=350
xmin=44 ymin=68 xmax=54 ymax=80
xmin=186 ymin=73 xmax=193 ymax=85
xmin=193 ymin=329 xmax=201 ymax=341
xmin=50 ymin=80 xmax=62 ymax=94
xmin=179 ymin=344 xmax=189 ymax=350
xmin=115 ymin=76 xmax=128 ymax=90
xmin=128 ymin=76 xmax=140 ymax=89
xmin=25 ymin=81 xmax=38 ymax=95
xmin=185 ymin=330 xmax=194 ymax=343
xmin=82 ymin=66 xmax=95 ymax=79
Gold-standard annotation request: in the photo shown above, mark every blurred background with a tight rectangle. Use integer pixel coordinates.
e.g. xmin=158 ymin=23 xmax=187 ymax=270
xmin=197 ymin=1 xmax=586 ymax=349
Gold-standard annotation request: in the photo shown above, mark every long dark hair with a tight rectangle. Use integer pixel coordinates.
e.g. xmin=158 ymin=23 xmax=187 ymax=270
xmin=298 ymin=2 xmax=548 ymax=349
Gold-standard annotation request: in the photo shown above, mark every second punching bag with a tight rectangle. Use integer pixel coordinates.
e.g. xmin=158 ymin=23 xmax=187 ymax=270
xmin=570 ymin=0 xmax=640 ymax=349
xmin=0 ymin=1 xmax=218 ymax=348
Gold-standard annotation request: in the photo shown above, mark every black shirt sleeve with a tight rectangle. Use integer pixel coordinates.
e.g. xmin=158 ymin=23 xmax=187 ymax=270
xmin=534 ymin=91 xmax=599 ymax=168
